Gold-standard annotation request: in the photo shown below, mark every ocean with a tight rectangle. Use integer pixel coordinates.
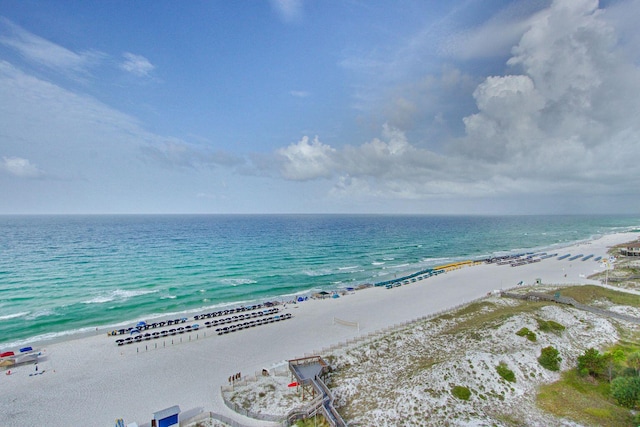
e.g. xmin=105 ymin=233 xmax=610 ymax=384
xmin=1 ymin=214 xmax=638 ymax=348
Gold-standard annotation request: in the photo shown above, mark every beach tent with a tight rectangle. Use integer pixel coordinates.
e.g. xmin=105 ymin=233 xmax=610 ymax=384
xmin=315 ymin=291 xmax=330 ymax=299
xmin=129 ymin=328 xmax=140 ymax=335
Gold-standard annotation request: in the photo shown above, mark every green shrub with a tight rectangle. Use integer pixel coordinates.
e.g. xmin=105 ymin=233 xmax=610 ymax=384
xmin=537 ymin=319 xmax=565 ymax=334
xmin=516 ymin=327 xmax=537 ymax=342
xmin=627 ymin=351 xmax=640 ymax=376
xmin=496 ymin=362 xmax=516 ymax=383
xmin=538 ymin=346 xmax=562 ymax=371
xmin=451 ymin=385 xmax=471 ymax=401
xmin=610 ymin=376 xmax=640 ymax=408
xmin=577 ymin=348 xmax=606 ymax=378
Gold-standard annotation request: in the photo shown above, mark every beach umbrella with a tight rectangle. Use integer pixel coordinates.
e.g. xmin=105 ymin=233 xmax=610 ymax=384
xmin=129 ymin=328 xmax=140 ymax=335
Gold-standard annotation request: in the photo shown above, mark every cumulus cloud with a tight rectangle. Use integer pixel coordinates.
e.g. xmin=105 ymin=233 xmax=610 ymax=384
xmin=0 ymin=156 xmax=44 ymax=178
xmin=458 ymin=0 xmax=640 ymax=184
xmin=120 ymin=52 xmax=154 ymax=77
xmin=274 ymin=125 xmax=474 ymax=200
xmin=461 ymin=74 xmax=545 ymax=161
xmin=273 ymin=0 xmax=640 ymax=205
xmin=276 ymin=136 xmax=336 ymax=180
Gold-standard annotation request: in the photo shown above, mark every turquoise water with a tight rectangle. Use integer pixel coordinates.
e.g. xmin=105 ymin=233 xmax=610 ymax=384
xmin=1 ymin=214 xmax=638 ymax=348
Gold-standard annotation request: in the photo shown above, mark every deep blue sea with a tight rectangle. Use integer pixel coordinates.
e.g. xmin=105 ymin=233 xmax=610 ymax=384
xmin=1 ymin=214 xmax=638 ymax=348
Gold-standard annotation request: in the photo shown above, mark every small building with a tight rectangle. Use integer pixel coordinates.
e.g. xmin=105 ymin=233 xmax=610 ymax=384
xmin=620 ymin=242 xmax=640 ymax=257
xmin=151 ymin=405 xmax=180 ymax=427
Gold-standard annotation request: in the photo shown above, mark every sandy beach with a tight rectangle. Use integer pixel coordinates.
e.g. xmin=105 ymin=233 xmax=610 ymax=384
xmin=1 ymin=232 xmax=637 ymax=427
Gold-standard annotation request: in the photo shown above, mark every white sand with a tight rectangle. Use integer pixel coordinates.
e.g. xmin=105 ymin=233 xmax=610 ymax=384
xmin=1 ymin=232 xmax=637 ymax=427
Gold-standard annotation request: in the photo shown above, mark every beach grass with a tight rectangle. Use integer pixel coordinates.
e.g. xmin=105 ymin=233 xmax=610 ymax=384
xmin=556 ymin=285 xmax=640 ymax=307
xmin=537 ymin=369 xmax=636 ymax=427
xmin=441 ymin=299 xmax=548 ymax=335
xmin=296 ymin=415 xmax=331 ymax=427
xmin=533 ymin=275 xmax=640 ymax=426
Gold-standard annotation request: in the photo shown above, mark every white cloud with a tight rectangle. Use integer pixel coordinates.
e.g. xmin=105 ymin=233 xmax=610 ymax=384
xmin=272 ymin=0 xmax=640 ymax=206
xmin=289 ymin=90 xmax=310 ymax=98
xmin=120 ymin=52 xmax=155 ymax=77
xmin=276 ymin=136 xmax=336 ymax=180
xmin=270 ymin=0 xmax=303 ymax=23
xmin=458 ymin=0 xmax=640 ymax=184
xmin=442 ymin=0 xmax=549 ymax=60
xmin=1 ymin=156 xmax=44 ymax=178
xmin=140 ymin=138 xmax=244 ymax=169
xmin=0 ymin=17 xmax=102 ymax=78
xmin=461 ymin=75 xmax=545 ymax=161
xmin=0 ymin=59 xmax=238 ymax=205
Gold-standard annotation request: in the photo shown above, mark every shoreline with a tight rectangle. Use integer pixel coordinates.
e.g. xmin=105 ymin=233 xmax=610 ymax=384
xmin=1 ymin=231 xmax=638 ymax=427
xmin=3 ymin=228 xmax=632 ymax=351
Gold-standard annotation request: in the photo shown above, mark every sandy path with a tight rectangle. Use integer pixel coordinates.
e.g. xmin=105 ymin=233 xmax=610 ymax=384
xmin=1 ymin=232 xmax=635 ymax=427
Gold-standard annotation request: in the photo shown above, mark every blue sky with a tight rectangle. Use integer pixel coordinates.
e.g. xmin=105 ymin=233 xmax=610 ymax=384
xmin=1 ymin=0 xmax=639 ymax=214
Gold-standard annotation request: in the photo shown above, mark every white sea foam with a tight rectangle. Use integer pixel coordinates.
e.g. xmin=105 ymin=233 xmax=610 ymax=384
xmin=220 ymin=278 xmax=257 ymax=287
xmin=0 ymin=311 xmax=30 ymax=321
xmin=303 ymin=268 xmax=333 ymax=277
xmin=390 ymin=263 xmax=410 ymax=269
xmin=1 ymin=325 xmax=100 ymax=350
xmin=420 ymin=257 xmax=451 ymax=265
xmin=25 ymin=309 xmax=55 ymax=320
xmin=83 ymin=289 xmax=158 ymax=304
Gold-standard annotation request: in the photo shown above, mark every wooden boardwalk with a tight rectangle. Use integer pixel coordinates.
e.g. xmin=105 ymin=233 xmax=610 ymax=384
xmin=287 ymin=356 xmax=346 ymax=427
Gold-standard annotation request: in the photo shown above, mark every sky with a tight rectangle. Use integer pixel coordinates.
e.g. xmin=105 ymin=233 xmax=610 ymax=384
xmin=1 ymin=0 xmax=639 ymax=215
